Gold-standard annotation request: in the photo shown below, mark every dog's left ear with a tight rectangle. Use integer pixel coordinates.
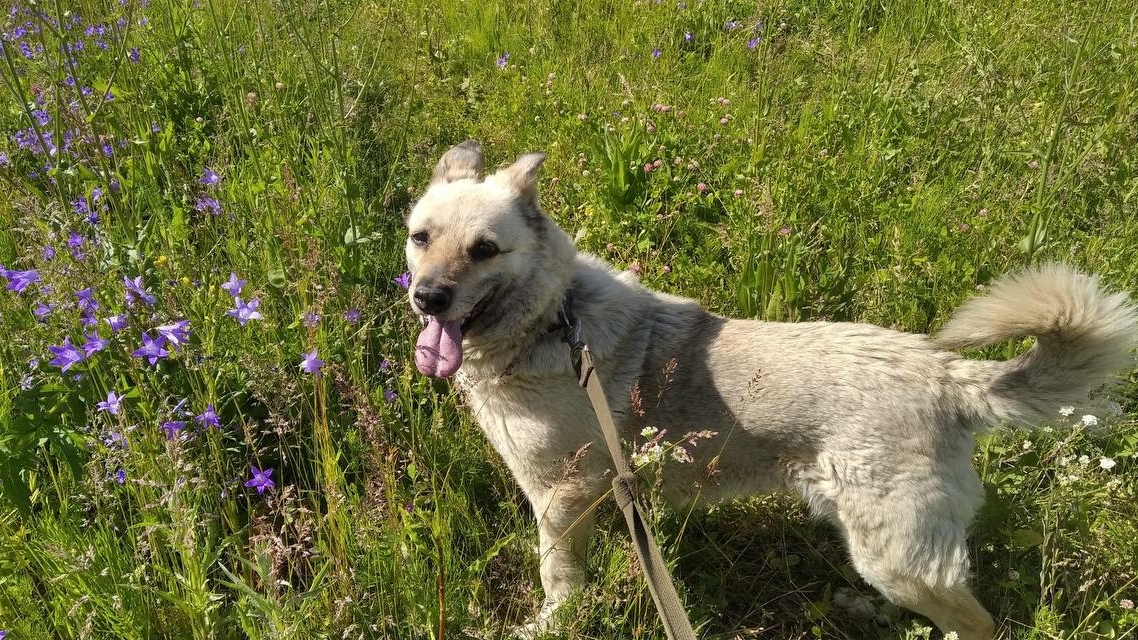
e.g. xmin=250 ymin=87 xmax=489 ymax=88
xmin=492 ymin=152 xmax=546 ymax=203
xmin=431 ymin=140 xmax=484 ymax=185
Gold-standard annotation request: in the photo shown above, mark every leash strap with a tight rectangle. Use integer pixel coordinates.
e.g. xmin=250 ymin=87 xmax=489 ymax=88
xmin=562 ymin=303 xmax=698 ymax=640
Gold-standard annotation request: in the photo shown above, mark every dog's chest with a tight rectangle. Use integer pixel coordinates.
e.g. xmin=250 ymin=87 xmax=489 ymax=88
xmin=457 ymin=372 xmax=600 ymax=490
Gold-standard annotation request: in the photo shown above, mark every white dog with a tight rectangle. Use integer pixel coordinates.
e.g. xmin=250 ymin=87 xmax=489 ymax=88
xmin=404 ymin=140 xmax=1137 ymax=639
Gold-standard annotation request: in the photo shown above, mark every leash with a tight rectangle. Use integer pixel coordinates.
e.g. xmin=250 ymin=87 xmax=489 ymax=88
xmin=559 ymin=294 xmax=698 ymax=640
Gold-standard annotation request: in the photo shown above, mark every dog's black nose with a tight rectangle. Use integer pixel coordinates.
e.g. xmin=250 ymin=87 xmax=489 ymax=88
xmin=413 ymin=286 xmax=453 ymax=315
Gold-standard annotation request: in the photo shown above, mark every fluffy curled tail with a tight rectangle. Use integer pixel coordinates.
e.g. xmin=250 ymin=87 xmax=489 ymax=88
xmin=936 ymin=263 xmax=1138 ymax=424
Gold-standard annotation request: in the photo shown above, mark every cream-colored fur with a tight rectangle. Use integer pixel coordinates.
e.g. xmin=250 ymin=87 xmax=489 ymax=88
xmin=403 ymin=141 xmax=1138 ymax=639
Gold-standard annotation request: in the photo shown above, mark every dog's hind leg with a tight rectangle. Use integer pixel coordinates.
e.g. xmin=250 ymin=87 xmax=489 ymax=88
xmin=851 ymin=565 xmax=996 ymax=640
xmin=828 ymin=474 xmax=996 ymax=640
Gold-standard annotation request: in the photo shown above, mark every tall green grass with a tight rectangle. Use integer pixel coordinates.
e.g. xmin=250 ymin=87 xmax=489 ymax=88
xmin=1 ymin=0 xmax=1136 ymax=637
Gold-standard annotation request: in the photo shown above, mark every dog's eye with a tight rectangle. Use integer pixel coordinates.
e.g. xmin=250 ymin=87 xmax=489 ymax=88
xmin=471 ymin=240 xmax=500 ymax=261
xmin=410 ymin=232 xmax=429 ymax=248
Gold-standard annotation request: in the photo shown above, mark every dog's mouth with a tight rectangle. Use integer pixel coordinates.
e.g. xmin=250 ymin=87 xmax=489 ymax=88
xmin=459 ymin=293 xmax=493 ymax=335
xmin=414 ymin=290 xmax=495 ymax=378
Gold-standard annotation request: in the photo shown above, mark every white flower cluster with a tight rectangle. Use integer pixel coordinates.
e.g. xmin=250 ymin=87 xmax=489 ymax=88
xmin=630 ymin=427 xmax=718 ymax=468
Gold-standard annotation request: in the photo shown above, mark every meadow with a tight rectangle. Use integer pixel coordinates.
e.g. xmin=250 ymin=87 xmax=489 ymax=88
xmin=1 ymin=0 xmax=1137 ymax=637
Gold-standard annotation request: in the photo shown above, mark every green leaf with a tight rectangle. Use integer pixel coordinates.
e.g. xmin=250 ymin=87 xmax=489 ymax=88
xmin=268 ymin=269 xmax=287 ymax=288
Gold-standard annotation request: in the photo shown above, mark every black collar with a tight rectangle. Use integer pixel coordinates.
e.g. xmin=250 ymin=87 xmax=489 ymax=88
xmin=557 ymin=289 xmax=585 ymax=368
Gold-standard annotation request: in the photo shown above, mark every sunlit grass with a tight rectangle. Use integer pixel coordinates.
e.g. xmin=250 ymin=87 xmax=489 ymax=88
xmin=1 ymin=0 xmax=1137 ymax=637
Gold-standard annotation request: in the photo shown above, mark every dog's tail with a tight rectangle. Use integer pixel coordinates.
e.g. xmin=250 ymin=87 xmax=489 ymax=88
xmin=936 ymin=263 xmax=1137 ymax=425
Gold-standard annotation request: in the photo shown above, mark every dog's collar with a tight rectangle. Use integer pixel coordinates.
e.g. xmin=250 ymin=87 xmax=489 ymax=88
xmin=553 ymin=289 xmax=576 ymax=334
xmin=556 ymin=289 xmax=586 ymax=370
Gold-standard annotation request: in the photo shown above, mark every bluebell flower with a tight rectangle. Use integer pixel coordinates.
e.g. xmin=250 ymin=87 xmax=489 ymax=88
xmin=81 ymin=331 xmax=109 ymax=356
xmin=160 ymin=420 xmax=186 ymax=440
xmin=300 ymin=349 xmax=324 ymax=375
xmin=195 ymin=404 xmax=220 ymax=429
xmin=227 ymin=297 xmax=263 ymax=325
xmin=156 ymin=320 xmax=190 ymax=349
xmin=48 ymin=337 xmax=85 ymax=372
xmin=76 ymin=287 xmax=99 ymax=315
xmin=97 ymin=391 xmax=123 ymax=414
xmin=132 ymin=332 xmax=169 ymax=365
xmin=244 ymin=466 xmax=275 ymax=494
xmin=124 ymin=276 xmax=156 ymax=307
xmin=221 ymin=273 xmax=246 ymax=297
xmin=194 ymin=195 xmax=222 ymax=216
xmin=105 ymin=314 xmax=128 ymax=333
xmin=0 ymin=267 xmax=40 ymax=294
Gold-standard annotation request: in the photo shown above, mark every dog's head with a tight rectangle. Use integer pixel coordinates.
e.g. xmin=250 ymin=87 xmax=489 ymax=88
xmin=405 ymin=140 xmax=576 ymax=378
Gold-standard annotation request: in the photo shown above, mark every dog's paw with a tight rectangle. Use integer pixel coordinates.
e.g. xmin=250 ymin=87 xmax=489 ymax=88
xmin=511 ymin=617 xmax=551 ymax=640
xmin=510 ymin=600 xmax=560 ymax=639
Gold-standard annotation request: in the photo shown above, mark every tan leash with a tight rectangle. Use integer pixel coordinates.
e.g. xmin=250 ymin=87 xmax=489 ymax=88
xmin=560 ymin=299 xmax=698 ymax=640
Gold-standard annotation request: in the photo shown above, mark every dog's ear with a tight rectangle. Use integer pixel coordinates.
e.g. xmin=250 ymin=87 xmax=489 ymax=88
xmin=491 ymin=152 xmax=546 ymax=203
xmin=431 ymin=140 xmax=484 ymax=184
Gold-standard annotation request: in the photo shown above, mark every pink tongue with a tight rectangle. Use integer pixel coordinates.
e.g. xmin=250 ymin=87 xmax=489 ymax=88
xmin=415 ymin=316 xmax=463 ymax=377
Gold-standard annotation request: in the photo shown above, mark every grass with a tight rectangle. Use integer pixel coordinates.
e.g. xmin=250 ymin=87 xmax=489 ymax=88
xmin=1 ymin=0 xmax=1137 ymax=637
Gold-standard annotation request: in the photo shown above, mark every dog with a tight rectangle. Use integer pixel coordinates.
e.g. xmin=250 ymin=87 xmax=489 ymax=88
xmin=404 ymin=140 xmax=1137 ymax=639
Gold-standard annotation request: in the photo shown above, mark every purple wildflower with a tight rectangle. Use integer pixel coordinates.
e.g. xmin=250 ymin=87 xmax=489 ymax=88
xmin=384 ymin=388 xmax=397 ymax=403
xmin=1 ymin=267 xmax=40 ymax=294
xmin=48 ymin=337 xmax=85 ymax=372
xmin=72 ymin=197 xmax=90 ymax=218
xmin=194 ymin=195 xmax=221 ymax=216
xmin=128 ymin=47 xmax=139 ymax=63
xmin=114 ymin=468 xmax=126 ymax=484
xmin=244 ymin=466 xmax=275 ymax=494
xmin=172 ymin=398 xmax=189 ymax=417
xmin=300 ymin=349 xmax=324 ymax=375
xmin=747 ymin=37 xmax=760 ymax=49
xmin=97 ymin=391 xmax=123 ymax=414
xmin=81 ymin=331 xmax=109 ymax=356
xmin=221 ymin=272 xmax=245 ymax=297
xmin=651 ymin=48 xmax=662 ymax=59
xmin=380 ymin=358 xmax=390 ymax=371
xmin=34 ymin=301 xmax=55 ymax=319
xmin=199 ymin=168 xmax=220 ymax=186
xmin=392 ymin=272 xmax=411 ymax=289
xmin=68 ymin=232 xmax=86 ymax=259
xmin=104 ymin=431 xmax=128 ymax=449
xmin=725 ymin=20 xmax=739 ymax=30
xmin=303 ymin=310 xmax=320 ymax=328
xmin=195 ymin=404 xmax=220 ymax=429
xmin=496 ymin=52 xmax=509 ymax=69
xmin=106 ymin=314 xmax=128 ymax=334
xmin=76 ymin=287 xmax=99 ymax=315
xmin=132 ymin=332 xmax=169 ymax=365
xmin=344 ymin=308 xmax=361 ymax=324
xmin=160 ymin=420 xmax=186 ymax=440
xmin=156 ymin=320 xmax=191 ymax=348
xmin=124 ymin=276 xmax=156 ymax=307
xmin=42 ymin=246 xmax=56 ymax=261
xmin=227 ymin=297 xmax=263 ymax=326
xmin=684 ymin=31 xmax=693 ymax=42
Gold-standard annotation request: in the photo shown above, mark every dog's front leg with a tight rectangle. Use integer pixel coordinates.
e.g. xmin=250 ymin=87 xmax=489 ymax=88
xmin=516 ymin=483 xmax=601 ymax=636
